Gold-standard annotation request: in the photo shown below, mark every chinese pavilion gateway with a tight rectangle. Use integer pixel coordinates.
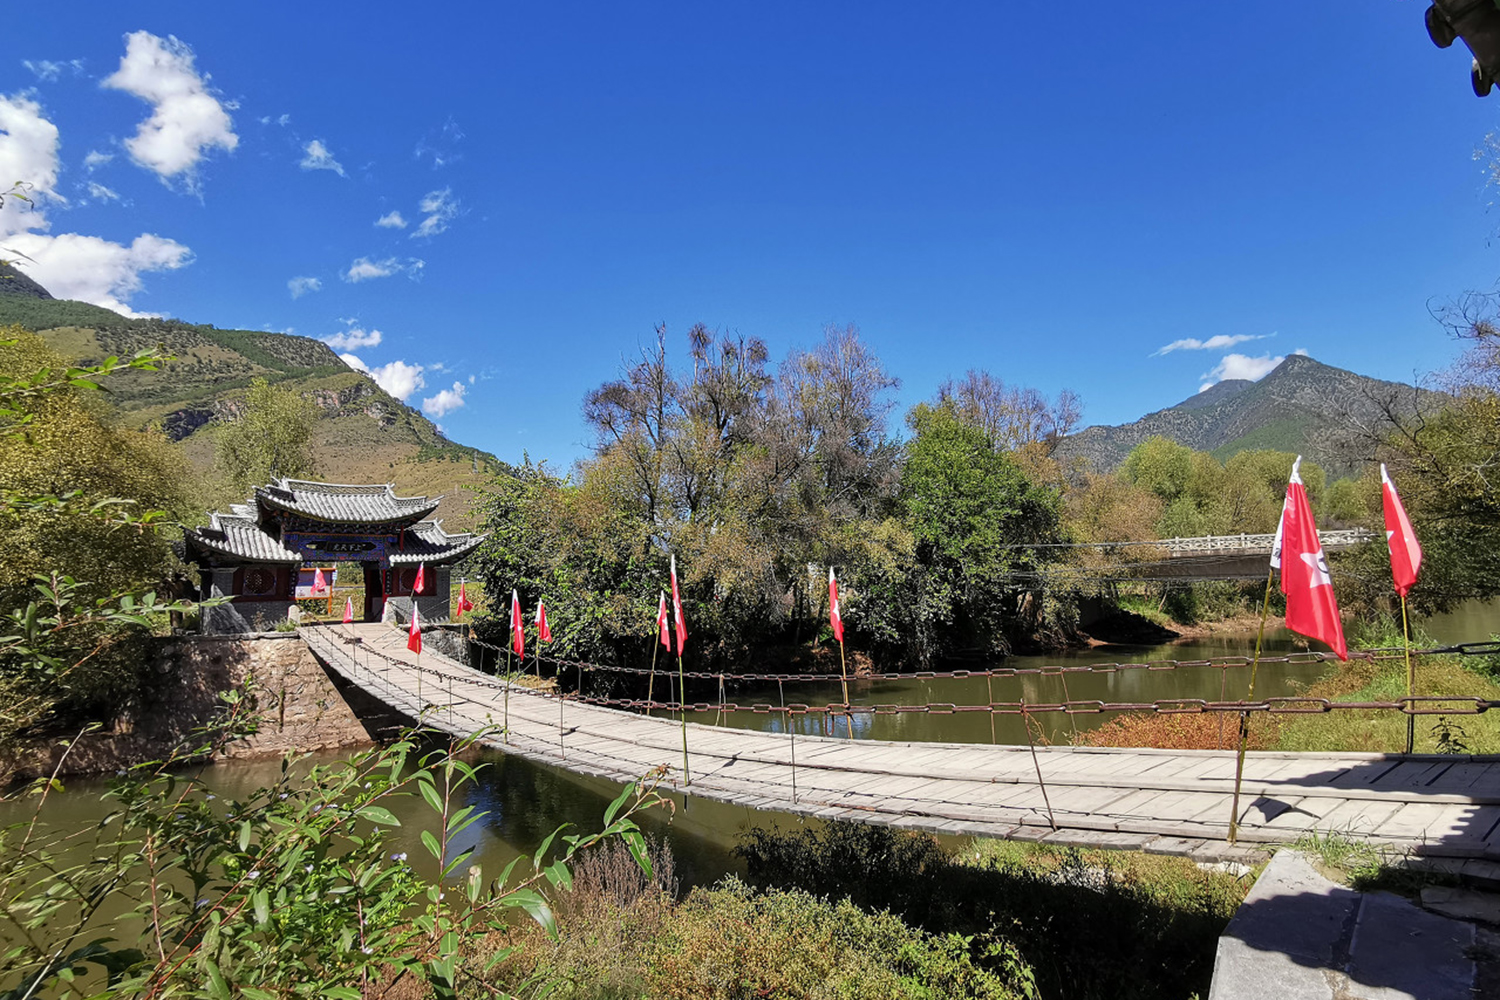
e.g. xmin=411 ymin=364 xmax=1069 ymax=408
xmin=184 ymin=480 xmax=484 ymax=633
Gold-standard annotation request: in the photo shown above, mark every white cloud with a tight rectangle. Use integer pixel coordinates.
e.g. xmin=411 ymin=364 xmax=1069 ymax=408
xmin=299 ymin=139 xmax=345 ymax=177
xmin=287 ymin=275 xmax=321 ymax=298
xmin=341 ymin=354 xmax=425 ymax=401
xmin=323 ymin=324 xmax=381 ymax=351
xmin=258 ymin=113 xmax=291 ymax=126
xmin=342 ymin=255 xmax=423 ymax=282
xmin=102 ymin=31 xmax=238 ymax=186
xmin=414 ymin=116 xmax=465 ymax=168
xmin=0 ymin=92 xmax=190 ymax=317
xmin=1153 ymin=333 xmax=1270 ymax=357
xmin=23 ymin=59 xmax=84 ymax=83
xmin=1200 ymin=349 xmax=1309 ymax=386
xmin=7 ymin=231 xmax=192 ymax=317
xmin=421 ymin=380 xmax=467 ymax=418
xmin=86 ymin=182 xmax=120 ymax=202
xmin=343 ymin=256 xmax=398 ymax=282
xmin=411 ymin=187 xmax=457 ymax=238
xmin=374 ymin=210 xmax=407 ymax=229
xmin=83 ymin=149 xmax=113 ymax=171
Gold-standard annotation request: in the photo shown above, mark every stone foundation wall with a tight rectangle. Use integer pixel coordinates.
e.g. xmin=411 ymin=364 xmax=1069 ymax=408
xmin=4 ymin=634 xmax=375 ymax=784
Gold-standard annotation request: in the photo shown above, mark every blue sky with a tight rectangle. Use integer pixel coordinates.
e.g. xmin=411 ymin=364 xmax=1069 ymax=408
xmin=4 ymin=3 xmax=1500 ymax=466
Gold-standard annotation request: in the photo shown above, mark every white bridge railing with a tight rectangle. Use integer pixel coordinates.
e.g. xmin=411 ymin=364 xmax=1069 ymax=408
xmin=1160 ymin=529 xmax=1375 ymax=557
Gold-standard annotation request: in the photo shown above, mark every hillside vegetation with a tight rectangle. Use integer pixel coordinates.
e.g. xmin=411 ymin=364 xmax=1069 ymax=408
xmin=0 ymin=290 xmax=506 ymax=526
xmin=1052 ymin=354 xmax=1445 ymax=476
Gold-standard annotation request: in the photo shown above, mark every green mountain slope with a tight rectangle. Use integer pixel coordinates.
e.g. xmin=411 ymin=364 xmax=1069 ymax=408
xmin=0 ymin=290 xmax=506 ymax=527
xmin=1051 ymin=354 xmax=1444 ymax=476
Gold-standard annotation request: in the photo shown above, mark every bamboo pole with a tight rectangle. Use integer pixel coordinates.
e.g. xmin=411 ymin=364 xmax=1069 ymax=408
xmin=1403 ymin=594 xmax=1416 ymax=755
xmin=1228 ymin=568 xmax=1276 ymax=844
xmin=1021 ymin=700 xmax=1057 ymax=830
xmin=678 ymin=653 xmax=690 ymax=786
xmin=503 ymin=645 xmax=512 ymax=745
xmin=1058 ymin=670 xmax=1080 ymax=743
xmin=838 ymin=637 xmax=853 ymax=740
xmin=559 ymin=661 xmax=566 ymax=759
xmin=779 ymin=677 xmax=796 ymax=804
xmin=647 ymin=634 xmax=660 ymax=706
xmin=986 ymin=674 xmax=997 ymax=744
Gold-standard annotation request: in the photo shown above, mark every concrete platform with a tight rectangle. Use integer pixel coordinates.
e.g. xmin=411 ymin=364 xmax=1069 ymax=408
xmin=1209 ymin=852 xmax=1481 ymax=1000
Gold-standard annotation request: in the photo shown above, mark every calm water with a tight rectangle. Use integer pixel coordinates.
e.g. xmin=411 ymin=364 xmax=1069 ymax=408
xmin=9 ymin=602 xmax=1499 ymax=891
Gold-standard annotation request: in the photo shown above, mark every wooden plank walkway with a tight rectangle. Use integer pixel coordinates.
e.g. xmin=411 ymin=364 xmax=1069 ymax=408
xmin=304 ymin=623 xmax=1500 ymax=864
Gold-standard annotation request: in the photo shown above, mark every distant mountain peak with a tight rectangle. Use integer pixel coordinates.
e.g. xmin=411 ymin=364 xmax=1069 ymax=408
xmin=0 ymin=263 xmax=55 ymax=301
xmin=1054 ymin=354 xmax=1441 ymax=475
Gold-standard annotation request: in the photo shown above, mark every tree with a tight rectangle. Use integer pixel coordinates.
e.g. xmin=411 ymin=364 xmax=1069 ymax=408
xmin=214 ymin=377 xmax=318 ymax=495
xmin=897 ymin=403 xmax=1068 ymax=661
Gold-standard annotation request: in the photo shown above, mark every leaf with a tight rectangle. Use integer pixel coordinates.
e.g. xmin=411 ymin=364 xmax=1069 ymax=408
xmin=417 ymin=778 xmax=443 ymax=815
xmin=505 ymin=889 xmax=557 ymax=939
xmin=253 ymin=888 xmax=270 ymax=927
xmin=420 ymin=829 xmax=443 ymax=861
xmin=356 ymin=805 xmax=400 ymax=826
xmin=622 ymin=829 xmax=653 ymax=880
xmin=323 ymin=989 xmax=361 ymax=1000
xmin=542 ymin=860 xmax=573 ymax=891
xmin=237 ymin=820 xmax=251 ymax=852
xmin=603 ymin=782 xmax=634 ymax=827
xmin=532 ymin=824 xmax=570 ymax=870
xmin=203 ymin=959 xmax=232 ymax=1000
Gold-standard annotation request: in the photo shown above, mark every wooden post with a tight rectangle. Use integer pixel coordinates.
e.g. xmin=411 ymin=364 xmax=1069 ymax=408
xmin=1229 ymin=568 xmax=1275 ymax=844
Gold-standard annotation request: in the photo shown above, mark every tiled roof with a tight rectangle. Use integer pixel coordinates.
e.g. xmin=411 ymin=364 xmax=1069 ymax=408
xmin=388 ymin=520 xmax=486 ymax=565
xmin=255 ymin=479 xmax=440 ymax=524
xmin=185 ymin=511 xmax=302 ymax=564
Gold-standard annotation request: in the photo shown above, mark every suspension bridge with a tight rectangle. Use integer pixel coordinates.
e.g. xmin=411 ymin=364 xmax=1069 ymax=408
xmin=303 ymin=622 xmax=1500 ymax=865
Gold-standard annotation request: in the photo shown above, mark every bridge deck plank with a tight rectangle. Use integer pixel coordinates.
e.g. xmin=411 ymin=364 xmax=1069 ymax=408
xmin=304 ymin=625 xmax=1500 ymax=861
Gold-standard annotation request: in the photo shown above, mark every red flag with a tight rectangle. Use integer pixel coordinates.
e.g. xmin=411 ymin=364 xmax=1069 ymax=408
xmin=510 ymin=589 xmax=525 ymax=657
xmin=536 ymin=601 xmax=553 ymax=643
xmin=828 ymin=567 xmax=844 ymax=643
xmin=656 ymin=592 xmax=670 ymax=649
xmin=1274 ymin=457 xmax=1348 ymax=661
xmin=342 ymin=596 xmax=354 ymax=624
xmin=1381 ymin=464 xmax=1423 ymax=598
xmin=670 ymin=554 xmax=687 ymax=656
xmin=455 ymin=582 xmax=474 ymax=619
xmin=312 ymin=567 xmax=328 ymax=595
xmin=407 ymin=605 xmax=422 ymax=654
xmin=413 ymin=562 xmax=426 ymax=595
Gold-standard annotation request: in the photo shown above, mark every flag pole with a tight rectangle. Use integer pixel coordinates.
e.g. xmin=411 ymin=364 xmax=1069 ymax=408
xmin=678 ymin=651 xmax=690 ymax=786
xmin=648 ymin=635 xmax=660 ymax=706
xmin=779 ymin=677 xmax=796 ymax=804
xmin=1403 ymin=594 xmax=1416 ymax=755
xmin=503 ymin=644 xmax=512 ymax=745
xmin=1021 ymin=699 xmax=1057 ymax=831
xmin=838 ymin=636 xmax=853 ymax=740
xmin=1228 ymin=567 xmax=1275 ymax=845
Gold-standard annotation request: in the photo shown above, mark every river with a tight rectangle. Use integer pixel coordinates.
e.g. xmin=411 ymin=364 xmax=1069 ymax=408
xmin=8 ymin=604 xmax=1498 ymax=892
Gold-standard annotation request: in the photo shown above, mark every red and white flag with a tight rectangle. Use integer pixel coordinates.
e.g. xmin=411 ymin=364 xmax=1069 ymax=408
xmin=407 ymin=605 xmax=422 ymax=655
xmin=312 ymin=567 xmax=328 ymax=595
xmin=656 ymin=592 xmax=670 ymax=649
xmin=413 ymin=563 xmax=426 ymax=595
xmin=1272 ymin=457 xmax=1348 ymax=661
xmin=1381 ymin=464 xmax=1423 ymax=598
xmin=455 ymin=582 xmax=474 ymax=618
xmin=536 ymin=601 xmax=553 ymax=643
xmin=670 ymin=555 xmax=687 ymax=656
xmin=510 ymin=589 xmax=525 ymax=657
xmin=342 ymin=597 xmax=354 ymax=624
xmin=828 ymin=567 xmax=844 ymax=643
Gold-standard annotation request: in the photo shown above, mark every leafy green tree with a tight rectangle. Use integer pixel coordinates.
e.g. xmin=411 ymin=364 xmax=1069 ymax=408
xmin=897 ymin=403 xmax=1067 ymax=661
xmin=0 ymin=329 xmax=197 ymax=742
xmin=214 ymin=376 xmax=318 ymax=495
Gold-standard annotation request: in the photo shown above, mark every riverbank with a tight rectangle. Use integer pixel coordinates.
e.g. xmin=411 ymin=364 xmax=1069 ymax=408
xmin=0 ymin=632 xmax=378 ymax=786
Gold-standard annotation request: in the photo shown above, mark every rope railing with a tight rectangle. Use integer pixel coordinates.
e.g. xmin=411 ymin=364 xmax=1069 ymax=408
xmin=463 ymin=635 xmax=1499 ymax=685
xmin=322 ymin=630 xmax=1500 ymax=720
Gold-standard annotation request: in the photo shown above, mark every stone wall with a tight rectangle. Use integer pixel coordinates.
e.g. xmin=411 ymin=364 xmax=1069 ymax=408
xmin=4 ymin=634 xmax=376 ymax=784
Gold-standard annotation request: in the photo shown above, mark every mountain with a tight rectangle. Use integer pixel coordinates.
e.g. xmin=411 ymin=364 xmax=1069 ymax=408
xmin=0 ymin=281 xmax=507 ymax=527
xmin=1051 ymin=354 xmax=1444 ymax=476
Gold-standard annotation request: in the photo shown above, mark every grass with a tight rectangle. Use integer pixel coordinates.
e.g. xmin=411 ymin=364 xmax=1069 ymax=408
xmin=1073 ymin=646 xmax=1500 ymax=755
xmin=1291 ymin=830 xmax=1458 ymax=898
xmin=472 ymin=837 xmax=1037 ymax=1000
